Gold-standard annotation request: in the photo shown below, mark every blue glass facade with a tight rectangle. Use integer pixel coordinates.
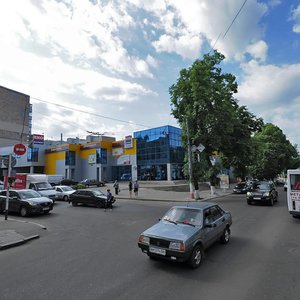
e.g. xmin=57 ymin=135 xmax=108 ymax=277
xmin=134 ymin=125 xmax=185 ymax=180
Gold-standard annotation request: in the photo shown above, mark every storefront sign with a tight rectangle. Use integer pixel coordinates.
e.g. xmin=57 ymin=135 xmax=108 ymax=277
xmin=88 ymin=154 xmax=96 ymax=164
xmin=112 ymin=148 xmax=124 ymax=157
xmin=124 ymin=135 xmax=133 ymax=149
xmin=33 ymin=134 xmax=44 ymax=145
xmin=117 ymin=155 xmax=130 ymax=165
xmin=80 ymin=143 xmax=101 ymax=150
xmin=45 ymin=145 xmax=69 ymax=153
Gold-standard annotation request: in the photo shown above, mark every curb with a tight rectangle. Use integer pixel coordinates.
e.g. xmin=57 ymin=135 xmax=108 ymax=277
xmin=0 ymin=234 xmax=40 ymax=250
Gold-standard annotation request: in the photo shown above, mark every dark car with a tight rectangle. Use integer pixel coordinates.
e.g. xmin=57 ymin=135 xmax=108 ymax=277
xmin=246 ymin=181 xmax=278 ymax=206
xmin=69 ymin=189 xmax=115 ymax=208
xmin=233 ymin=182 xmax=249 ymax=194
xmin=0 ymin=189 xmax=54 ymax=217
xmin=79 ymin=179 xmax=105 ymax=187
xmin=59 ymin=179 xmax=79 ymax=186
xmin=138 ymin=202 xmax=232 ymax=269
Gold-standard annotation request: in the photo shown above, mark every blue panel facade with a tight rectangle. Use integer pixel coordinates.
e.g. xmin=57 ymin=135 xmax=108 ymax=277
xmin=134 ymin=125 xmax=185 ymax=181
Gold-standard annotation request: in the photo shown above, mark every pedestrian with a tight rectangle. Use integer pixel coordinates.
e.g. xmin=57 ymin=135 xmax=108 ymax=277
xmin=104 ymin=189 xmax=113 ymax=211
xmin=113 ymin=180 xmax=119 ymax=195
xmin=128 ymin=180 xmax=133 ymax=198
xmin=134 ymin=180 xmax=139 ymax=197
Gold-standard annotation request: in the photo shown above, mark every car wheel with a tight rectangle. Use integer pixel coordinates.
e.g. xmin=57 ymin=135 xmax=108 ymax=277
xmin=20 ymin=206 xmax=28 ymax=217
xmin=188 ymin=245 xmax=203 ymax=269
xmin=63 ymin=195 xmax=68 ymax=201
xmin=269 ymin=197 xmax=274 ymax=206
xmin=72 ymin=201 xmax=77 ymax=206
xmin=247 ymin=200 xmax=252 ymax=205
xmin=220 ymin=227 xmax=231 ymax=244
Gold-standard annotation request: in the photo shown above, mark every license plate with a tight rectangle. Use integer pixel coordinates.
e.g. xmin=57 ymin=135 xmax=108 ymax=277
xmin=253 ymin=197 xmax=261 ymax=200
xmin=43 ymin=207 xmax=49 ymax=211
xmin=149 ymin=247 xmax=166 ymax=256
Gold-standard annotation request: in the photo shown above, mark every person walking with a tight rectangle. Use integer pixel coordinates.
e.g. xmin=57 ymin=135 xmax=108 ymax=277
xmin=104 ymin=189 xmax=113 ymax=211
xmin=128 ymin=180 xmax=133 ymax=198
xmin=113 ymin=180 xmax=119 ymax=195
xmin=133 ymin=180 xmax=139 ymax=197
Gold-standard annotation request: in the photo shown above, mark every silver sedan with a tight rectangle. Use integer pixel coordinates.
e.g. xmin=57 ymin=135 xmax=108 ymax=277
xmin=55 ymin=185 xmax=76 ymax=201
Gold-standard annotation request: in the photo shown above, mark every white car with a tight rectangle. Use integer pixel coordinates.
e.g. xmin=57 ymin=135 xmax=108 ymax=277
xmin=55 ymin=185 xmax=75 ymax=201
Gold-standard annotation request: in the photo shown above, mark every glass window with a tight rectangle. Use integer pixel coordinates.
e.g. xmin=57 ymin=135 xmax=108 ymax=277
xmin=65 ymin=151 xmax=76 ymax=166
xmin=96 ymin=148 xmax=107 ymax=164
xmin=27 ymin=148 xmax=39 ymax=162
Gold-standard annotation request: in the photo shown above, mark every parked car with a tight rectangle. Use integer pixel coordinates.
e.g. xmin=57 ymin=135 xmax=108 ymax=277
xmin=55 ymin=185 xmax=75 ymax=201
xmin=232 ymin=182 xmax=249 ymax=194
xmin=0 ymin=189 xmax=54 ymax=217
xmin=69 ymin=189 xmax=115 ymax=208
xmin=120 ymin=173 xmax=131 ymax=181
xmin=59 ymin=179 xmax=78 ymax=186
xmin=246 ymin=180 xmax=278 ymax=206
xmin=79 ymin=179 xmax=105 ymax=187
xmin=138 ymin=202 xmax=232 ymax=269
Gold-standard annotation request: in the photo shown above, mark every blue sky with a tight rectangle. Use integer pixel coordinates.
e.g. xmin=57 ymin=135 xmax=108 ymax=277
xmin=0 ymin=0 xmax=300 ymax=149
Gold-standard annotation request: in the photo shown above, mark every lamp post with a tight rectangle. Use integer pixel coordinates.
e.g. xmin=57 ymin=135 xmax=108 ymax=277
xmin=186 ymin=119 xmax=194 ymax=199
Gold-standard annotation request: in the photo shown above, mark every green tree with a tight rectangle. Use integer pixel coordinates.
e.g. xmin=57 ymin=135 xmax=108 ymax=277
xmin=169 ymin=50 xmax=262 ymax=185
xmin=250 ymin=123 xmax=299 ymax=179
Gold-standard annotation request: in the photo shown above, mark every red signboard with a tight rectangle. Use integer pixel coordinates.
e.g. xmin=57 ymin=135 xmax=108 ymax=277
xmin=13 ymin=143 xmax=26 ymax=155
xmin=14 ymin=174 xmax=27 ymax=189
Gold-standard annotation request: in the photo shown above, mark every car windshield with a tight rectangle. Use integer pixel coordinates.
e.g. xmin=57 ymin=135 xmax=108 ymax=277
xmin=93 ymin=190 xmax=105 ymax=196
xmin=252 ymin=183 xmax=270 ymax=191
xmin=18 ymin=190 xmax=42 ymax=199
xmin=61 ymin=186 xmax=74 ymax=191
xmin=36 ymin=182 xmax=53 ymax=190
xmin=162 ymin=207 xmax=202 ymax=226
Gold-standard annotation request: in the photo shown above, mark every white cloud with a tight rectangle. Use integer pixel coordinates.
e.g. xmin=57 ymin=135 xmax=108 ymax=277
xmin=238 ymin=61 xmax=300 ymax=146
xmin=290 ymin=4 xmax=300 ymax=34
xmin=246 ymin=40 xmax=268 ymax=62
xmin=153 ymin=34 xmax=202 ymax=59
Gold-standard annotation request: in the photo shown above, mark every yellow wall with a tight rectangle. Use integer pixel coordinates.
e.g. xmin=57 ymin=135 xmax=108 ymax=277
xmin=45 ymin=152 xmax=65 ymax=174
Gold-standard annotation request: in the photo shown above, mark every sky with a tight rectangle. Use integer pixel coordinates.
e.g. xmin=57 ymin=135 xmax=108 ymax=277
xmin=0 ymin=0 xmax=300 ymax=149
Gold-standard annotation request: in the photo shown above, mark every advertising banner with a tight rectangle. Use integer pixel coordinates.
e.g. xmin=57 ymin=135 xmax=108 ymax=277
xmin=33 ymin=134 xmax=44 ymax=145
xmin=124 ymin=135 xmax=133 ymax=149
xmin=219 ymin=174 xmax=229 ymax=189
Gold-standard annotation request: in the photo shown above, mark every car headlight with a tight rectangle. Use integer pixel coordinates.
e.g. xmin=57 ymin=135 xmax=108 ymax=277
xmin=27 ymin=201 xmax=38 ymax=206
xmin=247 ymin=192 xmax=252 ymax=197
xmin=138 ymin=235 xmax=150 ymax=245
xmin=169 ymin=241 xmax=185 ymax=251
xmin=263 ymin=192 xmax=270 ymax=197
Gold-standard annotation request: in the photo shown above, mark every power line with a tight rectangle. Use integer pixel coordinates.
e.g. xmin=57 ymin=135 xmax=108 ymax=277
xmin=31 ymin=96 xmax=151 ymax=129
xmin=208 ymin=0 xmax=248 ymax=53
xmin=222 ymin=0 xmax=248 ymax=39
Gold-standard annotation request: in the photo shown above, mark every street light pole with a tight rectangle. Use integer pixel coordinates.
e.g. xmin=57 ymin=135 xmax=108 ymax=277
xmin=186 ymin=119 xmax=194 ymax=199
xmin=4 ymin=154 xmax=12 ymax=220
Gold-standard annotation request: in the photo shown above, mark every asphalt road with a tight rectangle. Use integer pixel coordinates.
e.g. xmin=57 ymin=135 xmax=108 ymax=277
xmin=0 ymin=187 xmax=299 ymax=300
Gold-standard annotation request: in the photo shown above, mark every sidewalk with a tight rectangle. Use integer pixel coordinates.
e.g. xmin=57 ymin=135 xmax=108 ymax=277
xmin=109 ymin=182 xmax=232 ymax=202
xmin=0 ymin=183 xmax=232 ymax=250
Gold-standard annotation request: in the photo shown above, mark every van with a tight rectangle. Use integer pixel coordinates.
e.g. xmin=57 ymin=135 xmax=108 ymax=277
xmin=286 ymin=169 xmax=300 ymax=218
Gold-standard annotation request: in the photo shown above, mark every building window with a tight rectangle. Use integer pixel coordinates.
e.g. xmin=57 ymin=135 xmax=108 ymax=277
xmin=27 ymin=148 xmax=39 ymax=162
xmin=96 ymin=148 xmax=107 ymax=164
xmin=65 ymin=151 xmax=75 ymax=166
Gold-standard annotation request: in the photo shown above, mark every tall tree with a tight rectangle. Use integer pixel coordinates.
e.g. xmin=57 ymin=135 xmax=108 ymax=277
xmin=250 ymin=123 xmax=299 ymax=179
xmin=169 ymin=50 xmax=262 ymax=185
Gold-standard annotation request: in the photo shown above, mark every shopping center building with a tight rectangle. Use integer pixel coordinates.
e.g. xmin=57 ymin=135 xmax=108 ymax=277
xmin=0 ymin=125 xmax=185 ymax=182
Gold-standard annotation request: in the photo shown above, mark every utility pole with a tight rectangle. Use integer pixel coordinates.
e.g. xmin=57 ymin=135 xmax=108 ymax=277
xmin=5 ymin=154 xmax=12 ymax=220
xmin=186 ymin=119 xmax=194 ymax=199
